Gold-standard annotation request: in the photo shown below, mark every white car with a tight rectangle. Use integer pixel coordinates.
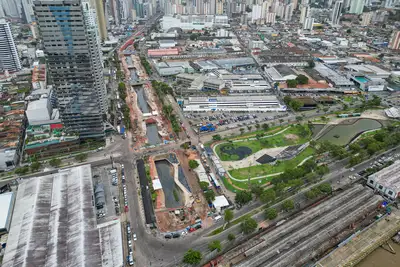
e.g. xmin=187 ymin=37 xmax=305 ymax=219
xmin=133 ymin=233 xmax=137 ymax=241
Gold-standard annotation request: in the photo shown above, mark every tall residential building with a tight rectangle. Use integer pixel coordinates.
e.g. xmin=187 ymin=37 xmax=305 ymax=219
xmin=389 ymin=31 xmax=400 ymax=50
xmin=34 ymin=0 xmax=107 ymax=139
xmin=303 ymin=17 xmax=314 ymax=30
xmin=331 ymin=0 xmax=343 ymax=25
xmin=299 ymin=4 xmax=310 ymax=23
xmin=92 ymin=0 xmax=108 ymax=41
xmin=349 ymin=0 xmax=363 ymax=14
xmin=0 ymin=19 xmax=22 ymax=73
xmin=284 ymin=3 xmax=293 ymax=22
xmin=361 ymin=12 xmax=372 ymax=26
xmin=265 ymin=12 xmax=276 ymax=24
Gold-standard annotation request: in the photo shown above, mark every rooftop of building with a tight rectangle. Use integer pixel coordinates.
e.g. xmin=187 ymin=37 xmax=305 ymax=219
xmin=2 ymin=165 xmax=123 ymax=267
xmin=188 ymin=95 xmax=279 ymax=102
xmin=370 ymin=161 xmax=400 ymax=192
xmin=274 ymin=64 xmax=297 ymax=77
xmin=0 ymin=192 xmax=14 ymax=230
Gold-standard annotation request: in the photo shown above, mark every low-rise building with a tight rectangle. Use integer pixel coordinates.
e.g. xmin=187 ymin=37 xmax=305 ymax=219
xmin=344 ymin=64 xmax=391 ymax=79
xmin=0 ymin=192 xmax=15 ymax=234
xmin=154 ymin=60 xmax=194 ymax=76
xmin=2 ymin=165 xmax=124 ymax=267
xmin=367 ymin=162 xmax=400 ymax=200
xmin=183 ymin=96 xmax=286 ymax=112
xmin=314 ymin=63 xmax=354 ymax=88
xmin=147 ymin=48 xmax=179 ymax=58
xmin=265 ymin=64 xmax=298 ymax=82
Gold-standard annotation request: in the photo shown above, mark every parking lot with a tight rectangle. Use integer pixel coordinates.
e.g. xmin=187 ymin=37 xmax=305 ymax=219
xmin=92 ymin=165 xmax=121 ymax=223
xmin=184 ymin=111 xmax=289 ymax=132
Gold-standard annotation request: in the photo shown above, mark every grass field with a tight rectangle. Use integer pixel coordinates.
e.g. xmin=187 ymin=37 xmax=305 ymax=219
xmin=216 ymin=125 xmax=311 ymax=161
xmin=229 ymin=147 xmax=315 ymax=180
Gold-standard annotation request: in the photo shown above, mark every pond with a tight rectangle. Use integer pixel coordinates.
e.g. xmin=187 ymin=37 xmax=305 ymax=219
xmin=317 ymin=119 xmax=382 ymax=146
xmin=155 ymin=160 xmax=183 ymax=208
xmin=136 ymin=87 xmax=151 ymax=114
xmin=219 ymin=145 xmax=252 ymax=161
xmin=146 ymin=123 xmax=162 ymax=145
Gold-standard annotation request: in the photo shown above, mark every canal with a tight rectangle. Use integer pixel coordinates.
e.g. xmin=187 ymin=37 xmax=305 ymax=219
xmin=357 ymin=240 xmax=400 ymax=267
xmin=155 ymin=160 xmax=183 ymax=208
xmin=146 ymin=124 xmax=162 ymax=145
xmin=136 ymin=87 xmax=150 ymax=114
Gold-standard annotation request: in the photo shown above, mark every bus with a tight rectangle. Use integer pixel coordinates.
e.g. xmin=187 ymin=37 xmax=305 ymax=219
xmin=209 ymin=173 xmax=220 ymax=189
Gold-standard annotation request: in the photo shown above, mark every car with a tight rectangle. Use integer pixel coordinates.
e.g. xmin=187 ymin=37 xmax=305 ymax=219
xmin=172 ymin=233 xmax=180 ymax=238
xmin=133 ymin=233 xmax=137 ymax=241
xmin=164 ymin=234 xmax=172 ymax=239
xmin=350 ymin=168 xmax=355 ymax=171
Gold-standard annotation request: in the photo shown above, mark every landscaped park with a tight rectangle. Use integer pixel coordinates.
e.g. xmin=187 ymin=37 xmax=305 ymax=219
xmin=211 ymin=117 xmax=385 ymax=191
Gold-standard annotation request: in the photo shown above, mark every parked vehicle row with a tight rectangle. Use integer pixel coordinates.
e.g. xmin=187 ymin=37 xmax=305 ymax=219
xmin=126 ymin=222 xmax=134 ymax=266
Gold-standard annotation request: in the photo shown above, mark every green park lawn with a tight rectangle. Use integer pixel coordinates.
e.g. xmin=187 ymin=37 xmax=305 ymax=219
xmin=216 ymin=125 xmax=311 ymax=161
xmin=228 ymin=147 xmax=315 ymax=180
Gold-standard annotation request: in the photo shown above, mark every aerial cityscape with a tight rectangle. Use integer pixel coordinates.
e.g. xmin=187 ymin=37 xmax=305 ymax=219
xmin=0 ymin=0 xmax=400 ymax=266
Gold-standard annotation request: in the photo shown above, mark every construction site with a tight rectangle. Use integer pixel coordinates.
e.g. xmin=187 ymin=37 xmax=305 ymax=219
xmin=119 ymin=40 xmax=174 ymax=151
xmin=217 ymin=184 xmax=393 ymax=267
xmin=147 ymin=150 xmax=210 ymax=233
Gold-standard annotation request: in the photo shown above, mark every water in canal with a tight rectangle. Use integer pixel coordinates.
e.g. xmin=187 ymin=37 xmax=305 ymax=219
xmin=146 ymin=123 xmax=162 ymax=145
xmin=155 ymin=160 xmax=183 ymax=208
xmin=136 ymin=87 xmax=150 ymax=114
xmin=317 ymin=119 xmax=382 ymax=146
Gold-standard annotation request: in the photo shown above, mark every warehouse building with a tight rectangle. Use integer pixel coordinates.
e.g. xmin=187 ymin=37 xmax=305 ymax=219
xmin=183 ymin=96 xmax=286 ymax=112
xmin=367 ymin=161 xmax=400 ymax=200
xmin=0 ymin=192 xmax=15 ymax=234
xmin=2 ymin=165 xmax=123 ymax=267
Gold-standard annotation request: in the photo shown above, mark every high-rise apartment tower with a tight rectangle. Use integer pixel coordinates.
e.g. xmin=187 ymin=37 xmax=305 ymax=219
xmin=0 ymin=19 xmax=22 ymax=73
xmin=34 ymin=0 xmax=107 ymax=139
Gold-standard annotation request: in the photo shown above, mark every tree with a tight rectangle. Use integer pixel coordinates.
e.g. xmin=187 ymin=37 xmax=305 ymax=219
xmin=239 ymin=128 xmax=245 ymax=135
xmin=228 ymin=233 xmax=236 ymax=241
xmin=224 ymin=209 xmax=234 ymax=224
xmin=30 ymin=161 xmax=41 ymax=172
xmin=282 ymin=199 xmax=294 ymax=211
xmin=49 ymin=158 xmax=62 ymax=168
xmin=287 ymin=79 xmax=298 ymax=88
xmin=349 ymin=143 xmax=361 ymax=153
xmin=204 ymin=190 xmax=216 ymax=203
xmin=162 ymin=104 xmax=173 ymax=118
xmin=308 ymin=60 xmax=315 ymax=68
xmin=367 ymin=142 xmax=380 ymax=155
xmin=318 ymin=183 xmax=332 ymax=194
xmin=260 ymin=189 xmax=276 ymax=203
xmin=199 ymin=181 xmax=209 ymax=191
xmin=296 ymin=74 xmax=309 ymax=85
xmin=265 ymin=208 xmax=278 ymax=220
xmin=14 ymin=166 xmax=29 ymax=175
xmin=75 ymin=153 xmax=88 ymax=162
xmin=346 ymin=29 xmax=351 ymax=34
xmin=305 ymin=189 xmax=319 ymax=199
xmin=255 ymin=123 xmax=260 ymax=130
xmin=316 ymin=164 xmax=329 ymax=176
xmin=295 ymin=116 xmax=303 ymax=123
xmin=183 ymin=249 xmax=202 ymax=265
xmin=279 ymin=118 xmax=284 ymax=125
xmin=250 ymin=184 xmax=264 ymax=199
xmin=247 ymin=125 xmax=252 ymax=132
xmin=212 ymin=134 xmax=222 ymax=141
xmin=190 ymin=33 xmax=199 ymax=41
xmin=208 ymin=240 xmax=222 ymax=252
xmin=240 ymin=217 xmax=258 ymax=234
xmin=189 ymin=160 xmax=199 ymax=169
xmin=262 ymin=123 xmax=269 ymax=131
xmin=235 ymin=191 xmax=253 ymax=205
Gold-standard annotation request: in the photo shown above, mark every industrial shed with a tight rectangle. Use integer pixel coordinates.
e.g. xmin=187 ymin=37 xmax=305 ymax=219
xmin=0 ymin=192 xmax=15 ymax=233
xmin=2 ymin=165 xmax=123 ymax=267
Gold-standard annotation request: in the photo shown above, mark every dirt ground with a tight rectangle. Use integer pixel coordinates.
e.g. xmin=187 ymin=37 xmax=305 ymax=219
xmin=284 ymin=133 xmax=299 ymax=141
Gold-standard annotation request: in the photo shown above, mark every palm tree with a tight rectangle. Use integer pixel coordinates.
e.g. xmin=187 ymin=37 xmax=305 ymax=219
xmin=247 ymin=126 xmax=252 ymax=132
xmin=279 ymin=119 xmax=284 ymax=125
xmin=240 ymin=128 xmax=245 ymax=135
